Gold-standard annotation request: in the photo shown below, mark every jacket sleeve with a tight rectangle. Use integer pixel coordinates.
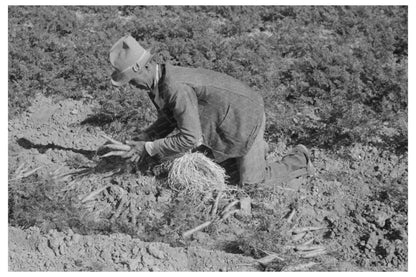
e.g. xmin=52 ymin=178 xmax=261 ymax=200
xmin=142 ymin=111 xmax=177 ymax=140
xmin=150 ymin=84 xmax=203 ymax=157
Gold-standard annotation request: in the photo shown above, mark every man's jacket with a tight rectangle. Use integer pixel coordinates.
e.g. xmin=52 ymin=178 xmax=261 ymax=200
xmin=143 ymin=63 xmax=265 ymax=162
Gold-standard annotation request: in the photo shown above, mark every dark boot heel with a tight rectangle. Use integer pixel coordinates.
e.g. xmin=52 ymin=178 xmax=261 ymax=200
xmin=293 ymin=144 xmax=315 ymax=177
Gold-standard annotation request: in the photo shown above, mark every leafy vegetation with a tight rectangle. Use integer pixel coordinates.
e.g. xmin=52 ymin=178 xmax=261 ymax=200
xmin=9 ymin=6 xmax=407 ymax=151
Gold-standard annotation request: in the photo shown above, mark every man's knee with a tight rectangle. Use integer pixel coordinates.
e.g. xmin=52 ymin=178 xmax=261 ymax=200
xmin=237 ymin=144 xmax=268 ymax=185
xmin=239 ymin=169 xmax=265 ymax=185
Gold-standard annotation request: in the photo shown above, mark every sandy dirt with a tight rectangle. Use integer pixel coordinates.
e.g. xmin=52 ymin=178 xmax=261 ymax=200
xmin=8 ymin=226 xmax=257 ymax=271
xmin=8 ymin=94 xmax=408 ymax=271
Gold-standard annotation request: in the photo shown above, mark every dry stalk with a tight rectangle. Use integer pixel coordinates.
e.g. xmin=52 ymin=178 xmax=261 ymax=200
xmin=286 ymin=209 xmax=296 ymax=223
xmin=210 ymin=190 xmax=222 ymax=218
xmin=51 ymin=166 xmax=64 ymax=176
xmin=119 ymin=202 xmax=131 ymax=222
xmin=292 ymin=232 xmax=306 ymax=242
xmin=60 ymin=180 xmax=77 ymax=192
xmin=110 ymin=195 xmax=128 ymax=220
xmin=302 ymin=238 xmax=314 ymax=246
xmin=21 ymin=166 xmax=42 ymax=178
xmin=130 ymin=201 xmax=137 ymax=226
xmin=275 ymin=185 xmax=296 ymax=192
xmin=49 ymin=166 xmax=73 ymax=183
xmin=220 ymin=209 xmax=238 ymax=221
xmin=221 ymin=200 xmax=239 ymax=216
xmin=11 ymin=164 xmax=42 ymax=181
xmin=81 ymin=185 xmax=110 ymax=203
xmin=299 ymin=249 xmax=327 ymax=258
xmin=15 ymin=162 xmax=25 ymax=175
xmin=101 ymin=169 xmax=122 ymax=179
xmin=257 ymin=253 xmax=285 ymax=266
xmin=295 ymin=245 xmax=326 ymax=252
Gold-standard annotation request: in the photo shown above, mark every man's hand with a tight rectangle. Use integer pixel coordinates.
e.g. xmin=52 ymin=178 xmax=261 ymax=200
xmin=99 ymin=135 xmax=148 ymax=163
xmin=122 ymin=140 xmax=147 ymax=163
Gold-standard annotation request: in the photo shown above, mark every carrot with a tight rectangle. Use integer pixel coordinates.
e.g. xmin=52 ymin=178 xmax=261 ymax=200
xmin=295 ymin=245 xmax=326 ymax=252
xmin=182 ymin=221 xmax=212 ymax=238
xmin=299 ymin=249 xmax=326 ymax=258
xmin=292 ymin=226 xmax=327 ymax=234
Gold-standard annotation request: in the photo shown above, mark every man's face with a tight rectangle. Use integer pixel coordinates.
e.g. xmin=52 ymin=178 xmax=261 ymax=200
xmin=130 ymin=65 xmax=153 ymax=90
xmin=130 ymin=77 xmax=147 ymax=90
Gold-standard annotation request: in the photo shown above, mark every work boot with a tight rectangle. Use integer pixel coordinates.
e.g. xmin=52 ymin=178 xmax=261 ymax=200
xmin=292 ymin=144 xmax=315 ymax=176
xmin=265 ymin=144 xmax=316 ymax=183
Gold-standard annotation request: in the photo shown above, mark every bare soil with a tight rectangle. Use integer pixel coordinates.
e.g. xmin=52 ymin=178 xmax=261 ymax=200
xmin=8 ymin=226 xmax=257 ymax=271
xmin=8 ymin=94 xmax=408 ymax=271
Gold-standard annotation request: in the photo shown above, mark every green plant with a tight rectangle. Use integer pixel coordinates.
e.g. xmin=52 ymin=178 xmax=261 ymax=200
xmin=8 ymin=6 xmax=407 ymax=151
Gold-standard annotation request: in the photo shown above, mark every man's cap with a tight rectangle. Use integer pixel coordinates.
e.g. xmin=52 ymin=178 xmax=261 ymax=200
xmin=109 ymin=35 xmax=153 ymax=86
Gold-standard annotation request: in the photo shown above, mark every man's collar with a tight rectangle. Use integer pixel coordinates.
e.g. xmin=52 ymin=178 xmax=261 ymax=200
xmin=152 ymin=64 xmax=164 ymax=109
xmin=154 ymin=64 xmax=160 ymax=87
